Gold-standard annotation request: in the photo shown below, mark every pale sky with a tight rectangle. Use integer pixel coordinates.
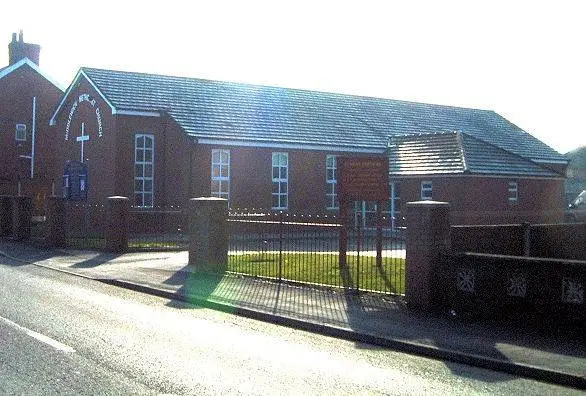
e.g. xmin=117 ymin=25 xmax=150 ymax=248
xmin=2 ymin=0 xmax=584 ymax=154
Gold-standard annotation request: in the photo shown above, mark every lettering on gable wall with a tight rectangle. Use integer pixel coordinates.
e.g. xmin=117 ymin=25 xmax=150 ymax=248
xmin=65 ymin=93 xmax=104 ymax=140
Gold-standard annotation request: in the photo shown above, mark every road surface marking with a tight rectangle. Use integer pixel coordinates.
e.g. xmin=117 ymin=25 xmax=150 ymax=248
xmin=0 ymin=316 xmax=76 ymax=353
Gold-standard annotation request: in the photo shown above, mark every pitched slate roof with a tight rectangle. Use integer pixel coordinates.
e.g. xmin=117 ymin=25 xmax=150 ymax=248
xmin=54 ymin=67 xmax=565 ymax=163
xmin=388 ymin=131 xmax=560 ymax=177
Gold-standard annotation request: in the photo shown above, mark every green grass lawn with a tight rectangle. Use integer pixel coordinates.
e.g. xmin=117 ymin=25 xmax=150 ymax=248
xmin=228 ymin=252 xmax=405 ymax=295
xmin=128 ymin=241 xmax=185 ymax=249
xmin=63 ymin=237 xmax=405 ymax=295
xmin=65 ymin=237 xmax=106 ymax=250
xmin=65 ymin=238 xmax=185 ymax=250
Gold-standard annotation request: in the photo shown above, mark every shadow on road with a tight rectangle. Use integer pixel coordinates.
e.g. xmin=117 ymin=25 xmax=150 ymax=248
xmin=157 ymin=255 xmax=585 ymax=385
xmin=338 ymin=278 xmax=584 ymax=384
xmin=71 ymin=253 xmax=122 ymax=268
xmin=4 ymin=238 xmax=581 ymax=386
xmin=0 ymin=239 xmax=59 ymax=267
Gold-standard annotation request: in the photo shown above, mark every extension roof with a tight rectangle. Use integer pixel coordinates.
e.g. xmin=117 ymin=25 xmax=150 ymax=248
xmin=388 ymin=131 xmax=560 ymax=177
xmin=51 ymin=67 xmax=566 ymax=164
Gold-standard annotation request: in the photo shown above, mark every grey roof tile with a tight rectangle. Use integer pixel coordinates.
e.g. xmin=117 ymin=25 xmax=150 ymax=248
xmin=388 ymin=132 xmax=560 ymax=177
xmin=80 ymin=67 xmax=566 ymax=163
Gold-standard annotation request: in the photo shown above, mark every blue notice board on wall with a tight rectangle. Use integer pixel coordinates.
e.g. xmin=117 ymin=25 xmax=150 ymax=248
xmin=63 ymin=160 xmax=88 ymax=201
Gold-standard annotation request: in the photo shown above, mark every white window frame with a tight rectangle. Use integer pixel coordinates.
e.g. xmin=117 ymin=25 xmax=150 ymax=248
xmin=15 ymin=123 xmax=27 ymax=141
xmin=508 ymin=181 xmax=518 ymax=204
xmin=211 ymin=149 xmax=230 ymax=201
xmin=391 ymin=182 xmax=401 ymax=229
xmin=134 ymin=134 xmax=154 ymax=208
xmin=272 ymin=152 xmax=288 ymax=210
xmin=326 ymin=155 xmax=338 ymax=209
xmin=421 ymin=181 xmax=433 ymax=201
xmin=354 ymin=200 xmax=379 ymax=228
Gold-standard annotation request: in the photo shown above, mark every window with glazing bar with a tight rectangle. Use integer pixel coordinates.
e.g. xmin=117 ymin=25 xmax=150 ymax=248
xmin=15 ymin=124 xmax=26 ymax=141
xmin=134 ymin=134 xmax=154 ymax=207
xmin=272 ymin=152 xmax=288 ymax=209
xmin=211 ymin=149 xmax=230 ymax=201
xmin=326 ymin=155 xmax=338 ymax=209
xmin=421 ymin=181 xmax=433 ymax=200
xmin=508 ymin=181 xmax=518 ymax=204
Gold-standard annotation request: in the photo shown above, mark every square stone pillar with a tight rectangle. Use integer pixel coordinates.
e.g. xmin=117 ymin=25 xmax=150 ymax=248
xmin=105 ymin=196 xmax=130 ymax=253
xmin=45 ymin=196 xmax=66 ymax=248
xmin=188 ymin=197 xmax=228 ymax=271
xmin=11 ymin=196 xmax=32 ymax=241
xmin=405 ymin=201 xmax=451 ymax=311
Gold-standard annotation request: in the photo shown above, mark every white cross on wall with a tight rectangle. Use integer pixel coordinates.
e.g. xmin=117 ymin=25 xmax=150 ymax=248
xmin=76 ymin=122 xmax=89 ymax=163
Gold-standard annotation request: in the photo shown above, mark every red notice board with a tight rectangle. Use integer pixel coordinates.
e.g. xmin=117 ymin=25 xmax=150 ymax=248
xmin=338 ymin=157 xmax=389 ymax=202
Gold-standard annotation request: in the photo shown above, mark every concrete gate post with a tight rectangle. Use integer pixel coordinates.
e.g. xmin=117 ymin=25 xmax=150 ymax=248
xmin=0 ymin=196 xmax=12 ymax=237
xmin=11 ymin=196 xmax=32 ymax=241
xmin=188 ymin=197 xmax=229 ymax=271
xmin=45 ymin=196 xmax=66 ymax=248
xmin=405 ymin=201 xmax=451 ymax=311
xmin=105 ymin=196 xmax=130 ymax=253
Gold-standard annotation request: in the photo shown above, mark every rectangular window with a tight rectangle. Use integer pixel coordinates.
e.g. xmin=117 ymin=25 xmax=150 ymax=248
xmin=211 ymin=149 xmax=230 ymax=201
xmin=508 ymin=181 xmax=518 ymax=204
xmin=354 ymin=200 xmax=379 ymax=228
xmin=62 ymin=175 xmax=70 ymax=199
xmin=391 ymin=182 xmax=401 ymax=228
xmin=421 ymin=181 xmax=433 ymax=201
xmin=272 ymin=152 xmax=288 ymax=210
xmin=134 ymin=134 xmax=154 ymax=208
xmin=15 ymin=124 xmax=26 ymax=141
xmin=326 ymin=155 xmax=338 ymax=209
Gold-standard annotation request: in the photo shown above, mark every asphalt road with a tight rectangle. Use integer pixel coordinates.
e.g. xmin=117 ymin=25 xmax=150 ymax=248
xmin=0 ymin=258 xmax=580 ymax=395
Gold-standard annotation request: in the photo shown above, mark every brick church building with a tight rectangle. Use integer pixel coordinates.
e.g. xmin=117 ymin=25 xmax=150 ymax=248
xmin=48 ymin=66 xmax=567 ymax=225
xmin=0 ymin=32 xmax=63 ymax=212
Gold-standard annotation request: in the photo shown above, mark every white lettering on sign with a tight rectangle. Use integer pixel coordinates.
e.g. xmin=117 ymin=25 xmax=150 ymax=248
xmin=65 ymin=93 xmax=104 ymax=140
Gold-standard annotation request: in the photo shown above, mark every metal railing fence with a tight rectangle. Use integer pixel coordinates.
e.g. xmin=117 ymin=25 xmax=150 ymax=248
xmin=227 ymin=212 xmax=405 ymax=295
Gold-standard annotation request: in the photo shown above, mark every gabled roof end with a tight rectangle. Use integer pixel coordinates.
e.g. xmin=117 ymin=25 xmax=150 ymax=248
xmin=49 ymin=68 xmax=116 ymax=125
xmin=0 ymin=57 xmax=63 ymax=91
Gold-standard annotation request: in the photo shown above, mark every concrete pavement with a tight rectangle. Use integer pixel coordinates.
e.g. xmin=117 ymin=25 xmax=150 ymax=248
xmin=0 ymin=240 xmax=584 ymax=390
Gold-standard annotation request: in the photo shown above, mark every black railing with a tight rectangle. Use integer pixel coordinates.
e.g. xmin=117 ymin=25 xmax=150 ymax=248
xmin=227 ymin=212 xmax=406 ymax=295
xmin=64 ymin=202 xmax=106 ymax=250
xmin=127 ymin=207 xmax=187 ymax=251
xmin=62 ymin=204 xmax=188 ymax=251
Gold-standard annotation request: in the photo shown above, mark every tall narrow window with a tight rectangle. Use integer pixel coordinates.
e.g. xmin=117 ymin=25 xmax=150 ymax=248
xmin=15 ymin=124 xmax=26 ymax=141
xmin=272 ymin=152 xmax=288 ymax=210
xmin=62 ymin=175 xmax=70 ymax=199
xmin=326 ymin=155 xmax=338 ymax=209
xmin=134 ymin=134 xmax=154 ymax=208
xmin=391 ymin=182 xmax=401 ymax=228
xmin=211 ymin=149 xmax=230 ymax=201
xmin=508 ymin=181 xmax=518 ymax=204
xmin=421 ymin=181 xmax=433 ymax=201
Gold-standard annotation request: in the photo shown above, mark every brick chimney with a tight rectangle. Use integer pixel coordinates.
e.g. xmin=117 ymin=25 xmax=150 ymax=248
xmin=8 ymin=31 xmax=40 ymax=66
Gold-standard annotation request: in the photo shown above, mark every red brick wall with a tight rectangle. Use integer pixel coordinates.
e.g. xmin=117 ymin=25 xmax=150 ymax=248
xmin=50 ymin=75 xmax=565 ymax=225
xmin=0 ymin=64 xmax=62 ymax=202
xmin=113 ymin=114 xmax=193 ymax=208
xmin=391 ymin=175 xmax=565 ymax=225
xmin=191 ymin=146 xmax=381 ymax=213
xmin=53 ymin=77 xmax=117 ymax=202
xmin=53 ymin=76 xmax=194 ymax=209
